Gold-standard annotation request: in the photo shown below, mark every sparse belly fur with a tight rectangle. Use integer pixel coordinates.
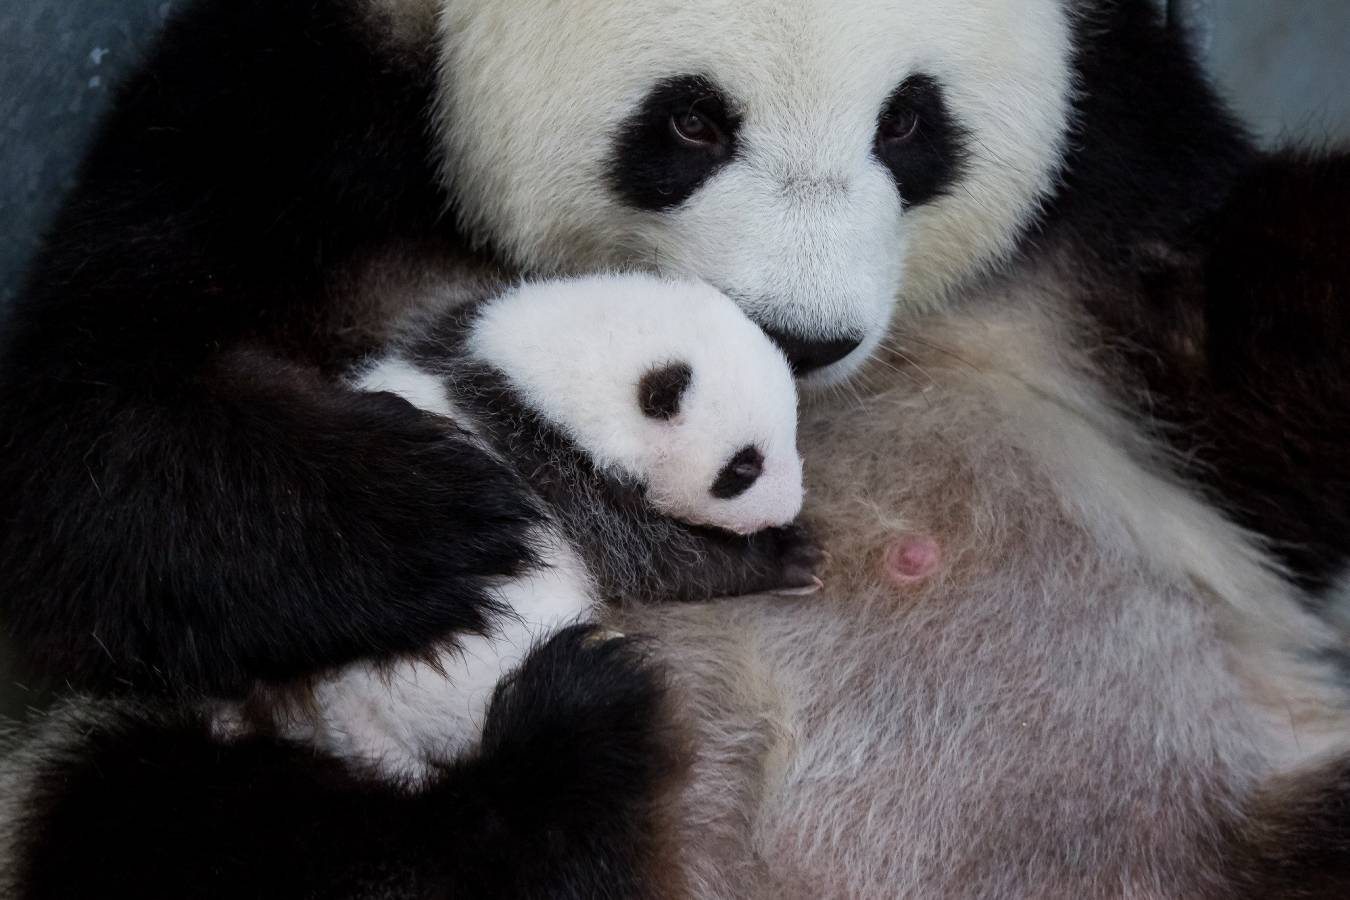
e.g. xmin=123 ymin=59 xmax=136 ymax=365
xmin=617 ymin=268 xmax=1350 ymax=899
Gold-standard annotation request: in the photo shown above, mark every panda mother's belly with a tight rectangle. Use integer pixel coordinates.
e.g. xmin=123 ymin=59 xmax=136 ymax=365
xmin=612 ymin=306 xmax=1344 ymax=899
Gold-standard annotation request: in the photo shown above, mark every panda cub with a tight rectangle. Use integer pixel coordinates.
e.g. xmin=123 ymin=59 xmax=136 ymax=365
xmin=219 ymin=272 xmax=816 ymax=781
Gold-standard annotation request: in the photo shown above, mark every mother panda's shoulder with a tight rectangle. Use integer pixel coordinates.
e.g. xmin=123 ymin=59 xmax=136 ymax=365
xmin=36 ymin=0 xmax=466 ymax=363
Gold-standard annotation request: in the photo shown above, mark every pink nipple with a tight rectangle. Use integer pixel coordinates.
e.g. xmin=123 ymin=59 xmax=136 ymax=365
xmin=882 ymin=536 xmax=941 ymax=582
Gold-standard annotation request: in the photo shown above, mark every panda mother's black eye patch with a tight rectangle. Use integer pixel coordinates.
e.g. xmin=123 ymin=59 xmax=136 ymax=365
xmin=874 ymin=73 xmax=970 ymax=209
xmin=607 ymin=74 xmax=742 ymax=211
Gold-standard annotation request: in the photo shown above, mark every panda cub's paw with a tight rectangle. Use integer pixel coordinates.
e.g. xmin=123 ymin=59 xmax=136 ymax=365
xmin=468 ymin=273 xmax=805 ymax=536
xmin=744 ymin=523 xmax=827 ymax=596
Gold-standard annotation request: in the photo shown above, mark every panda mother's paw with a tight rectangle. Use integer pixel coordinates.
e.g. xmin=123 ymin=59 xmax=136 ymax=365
xmin=468 ymin=272 xmax=804 ymax=535
xmin=424 ymin=625 xmax=684 ymax=898
xmin=478 ymin=624 xmax=678 ymax=786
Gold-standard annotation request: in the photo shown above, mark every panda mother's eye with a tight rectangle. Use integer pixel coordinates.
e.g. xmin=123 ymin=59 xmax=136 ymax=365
xmin=670 ymin=101 xmax=728 ymax=153
xmin=669 ymin=105 xmax=723 ymax=149
xmin=877 ymin=106 xmax=920 ymax=146
xmin=608 ymin=74 xmax=741 ymax=212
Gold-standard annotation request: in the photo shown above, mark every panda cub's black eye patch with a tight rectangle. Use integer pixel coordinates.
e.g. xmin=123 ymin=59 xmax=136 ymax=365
xmin=874 ymin=73 xmax=969 ymax=208
xmin=711 ymin=446 xmax=764 ymax=500
xmin=638 ymin=362 xmax=693 ymax=419
xmin=608 ymin=75 xmax=741 ymax=212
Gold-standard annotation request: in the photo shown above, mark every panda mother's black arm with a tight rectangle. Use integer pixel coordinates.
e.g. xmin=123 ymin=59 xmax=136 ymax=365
xmin=7 ymin=628 xmax=681 ymax=900
xmin=0 ymin=0 xmax=538 ymax=696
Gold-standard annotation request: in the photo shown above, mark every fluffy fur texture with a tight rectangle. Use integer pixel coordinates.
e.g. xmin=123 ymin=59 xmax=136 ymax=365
xmin=464 ymin=275 xmax=802 ymax=534
xmin=1136 ymin=152 xmax=1350 ymax=598
xmin=0 ymin=0 xmax=545 ymax=700
xmin=216 ymin=274 xmax=809 ymax=782
xmin=3 ymin=627 xmax=687 ymax=900
xmin=616 ymin=268 xmax=1350 ymax=897
xmin=437 ymin=0 xmax=1074 ymax=383
xmin=211 ymin=531 xmax=598 ymax=783
xmin=3 ymin=0 xmax=1350 ymax=895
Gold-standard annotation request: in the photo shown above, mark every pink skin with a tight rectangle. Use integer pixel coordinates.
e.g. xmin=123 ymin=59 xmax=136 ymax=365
xmin=882 ymin=535 xmax=941 ymax=583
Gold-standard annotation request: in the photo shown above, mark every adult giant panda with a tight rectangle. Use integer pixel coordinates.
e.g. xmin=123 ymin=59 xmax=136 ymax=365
xmin=3 ymin=0 xmax=1350 ymax=897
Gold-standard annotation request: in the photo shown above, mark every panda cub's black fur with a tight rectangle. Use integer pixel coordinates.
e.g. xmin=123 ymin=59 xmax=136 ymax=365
xmin=382 ymin=275 xmax=818 ymax=607
xmin=206 ymin=274 xmax=817 ymax=780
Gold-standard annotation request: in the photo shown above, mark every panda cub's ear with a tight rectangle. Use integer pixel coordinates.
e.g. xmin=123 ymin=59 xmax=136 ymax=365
xmin=638 ymin=362 xmax=694 ymax=420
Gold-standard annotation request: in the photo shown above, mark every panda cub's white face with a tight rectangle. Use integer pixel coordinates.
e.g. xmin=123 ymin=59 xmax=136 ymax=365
xmin=437 ymin=0 xmax=1075 ymax=386
xmin=468 ymin=274 xmax=803 ymax=536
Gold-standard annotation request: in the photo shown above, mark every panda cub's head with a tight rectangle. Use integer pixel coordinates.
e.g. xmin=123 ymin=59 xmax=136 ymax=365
xmin=468 ymin=274 xmax=803 ymax=535
xmin=433 ymin=0 xmax=1076 ymax=386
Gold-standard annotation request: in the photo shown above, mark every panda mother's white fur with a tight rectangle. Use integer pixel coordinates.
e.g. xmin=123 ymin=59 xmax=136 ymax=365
xmin=432 ymin=0 xmax=1073 ymax=379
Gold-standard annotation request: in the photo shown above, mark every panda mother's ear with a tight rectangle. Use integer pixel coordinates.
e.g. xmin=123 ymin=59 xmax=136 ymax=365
xmin=638 ymin=362 xmax=693 ymax=420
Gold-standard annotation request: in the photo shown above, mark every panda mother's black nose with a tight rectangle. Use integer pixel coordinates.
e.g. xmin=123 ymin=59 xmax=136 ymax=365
xmin=761 ymin=328 xmax=863 ymax=376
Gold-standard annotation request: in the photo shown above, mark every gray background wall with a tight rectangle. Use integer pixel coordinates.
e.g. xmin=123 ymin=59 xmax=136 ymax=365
xmin=1 ymin=2 xmax=1349 ymax=714
xmin=1 ymin=1 xmax=181 ymax=308
xmin=1207 ymin=0 xmax=1350 ymax=146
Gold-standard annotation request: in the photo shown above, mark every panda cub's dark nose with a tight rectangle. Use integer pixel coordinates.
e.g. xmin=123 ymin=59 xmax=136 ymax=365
xmin=711 ymin=446 xmax=764 ymax=499
xmin=762 ymin=328 xmax=863 ymax=376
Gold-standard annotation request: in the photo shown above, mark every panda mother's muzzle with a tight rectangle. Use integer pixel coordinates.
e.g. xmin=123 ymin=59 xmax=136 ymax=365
xmin=761 ymin=327 xmax=864 ymax=376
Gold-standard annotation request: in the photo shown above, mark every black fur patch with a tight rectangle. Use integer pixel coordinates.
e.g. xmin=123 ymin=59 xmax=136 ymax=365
xmin=1191 ymin=151 xmax=1350 ymax=594
xmin=637 ymin=362 xmax=693 ymax=419
xmin=1226 ymin=753 xmax=1350 ymax=898
xmin=1118 ymin=151 xmax=1350 ymax=596
xmin=711 ymin=446 xmax=764 ymax=500
xmin=1022 ymin=4 xmax=1350 ymax=595
xmin=10 ymin=628 xmax=685 ymax=900
xmin=608 ymin=74 xmax=742 ymax=211
xmin=0 ymin=0 xmax=536 ymax=697
xmin=1035 ymin=0 xmax=1254 ymax=258
xmin=873 ymin=73 xmax=969 ymax=209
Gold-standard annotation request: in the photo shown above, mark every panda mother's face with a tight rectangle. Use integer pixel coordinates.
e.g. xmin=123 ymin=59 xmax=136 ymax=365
xmin=439 ymin=0 xmax=1074 ymax=385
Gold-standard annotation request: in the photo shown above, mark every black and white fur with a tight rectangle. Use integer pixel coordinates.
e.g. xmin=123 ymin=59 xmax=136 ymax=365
xmin=2 ymin=0 xmax=1350 ymax=896
xmin=405 ymin=274 xmax=804 ymax=542
xmin=215 ymin=272 xmax=813 ymax=782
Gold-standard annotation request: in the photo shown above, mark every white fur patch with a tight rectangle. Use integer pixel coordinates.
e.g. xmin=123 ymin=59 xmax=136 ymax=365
xmin=469 ymin=274 xmax=803 ymax=535
xmin=436 ymin=0 xmax=1074 ymax=383
xmin=352 ymin=354 xmax=455 ymax=418
xmin=228 ymin=531 xmax=596 ymax=784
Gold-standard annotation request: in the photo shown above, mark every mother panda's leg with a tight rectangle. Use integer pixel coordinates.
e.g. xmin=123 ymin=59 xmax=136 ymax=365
xmin=2 ymin=628 xmax=682 ymax=900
